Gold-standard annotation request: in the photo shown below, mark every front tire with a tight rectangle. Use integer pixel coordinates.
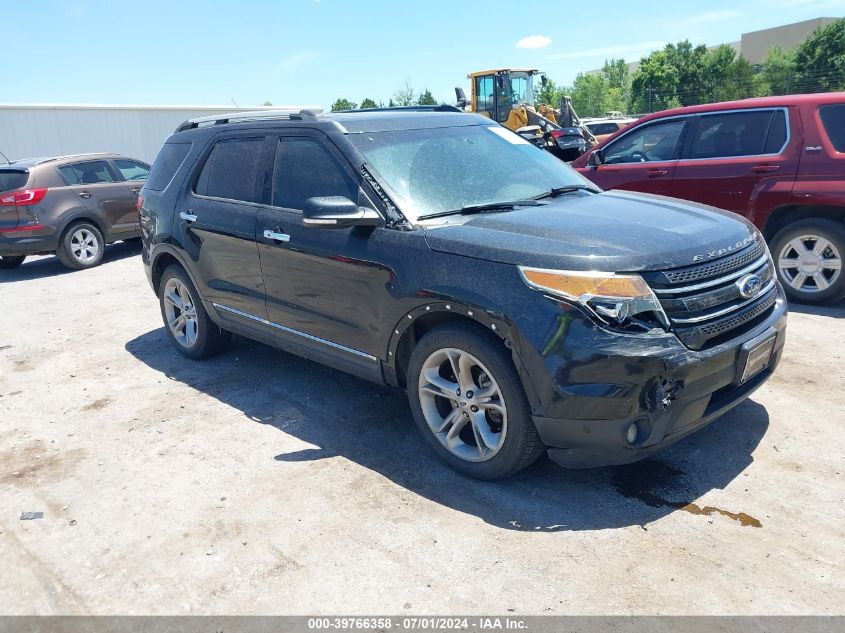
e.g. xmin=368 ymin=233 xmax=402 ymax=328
xmin=159 ymin=265 xmax=230 ymax=360
xmin=407 ymin=322 xmax=544 ymax=480
xmin=0 ymin=255 xmax=25 ymax=269
xmin=771 ymin=219 xmax=845 ymax=304
xmin=56 ymin=222 xmax=104 ymax=270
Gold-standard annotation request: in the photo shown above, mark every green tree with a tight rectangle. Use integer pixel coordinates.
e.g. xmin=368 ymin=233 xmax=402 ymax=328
xmin=330 ymin=98 xmax=357 ymax=112
xmin=702 ymin=44 xmax=737 ymax=101
xmin=417 ymin=88 xmax=437 ymax=105
xmin=388 ymin=98 xmax=396 ymax=107
xmin=754 ymin=46 xmax=796 ymax=96
xmin=393 ymin=80 xmax=416 ymax=106
xmin=663 ymin=40 xmax=709 ymax=105
xmin=630 ymin=50 xmax=679 ymax=112
xmin=262 ymin=101 xmax=273 ymax=106
xmin=360 ymin=97 xmax=378 ymax=109
xmin=569 ymin=73 xmax=610 ymax=117
xmin=793 ymin=18 xmax=845 ymax=92
xmin=725 ymin=56 xmax=756 ymax=100
xmin=601 ymin=58 xmax=631 ymax=111
xmin=536 ymin=78 xmax=566 ymax=108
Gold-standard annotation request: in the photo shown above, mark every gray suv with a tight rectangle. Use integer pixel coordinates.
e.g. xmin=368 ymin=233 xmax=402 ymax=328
xmin=0 ymin=153 xmax=149 ymax=270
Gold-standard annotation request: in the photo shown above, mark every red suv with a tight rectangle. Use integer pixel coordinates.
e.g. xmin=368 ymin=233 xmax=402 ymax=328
xmin=572 ymin=93 xmax=845 ymax=304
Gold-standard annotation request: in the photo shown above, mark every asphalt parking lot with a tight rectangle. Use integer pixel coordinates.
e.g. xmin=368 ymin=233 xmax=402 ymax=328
xmin=1 ymin=243 xmax=843 ymax=615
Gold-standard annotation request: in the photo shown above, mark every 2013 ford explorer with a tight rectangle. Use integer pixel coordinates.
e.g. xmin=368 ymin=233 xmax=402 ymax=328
xmin=140 ymin=107 xmax=787 ymax=479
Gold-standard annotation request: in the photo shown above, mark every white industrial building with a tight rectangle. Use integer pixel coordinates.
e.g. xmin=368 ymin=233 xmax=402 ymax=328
xmin=0 ymin=104 xmax=318 ymax=164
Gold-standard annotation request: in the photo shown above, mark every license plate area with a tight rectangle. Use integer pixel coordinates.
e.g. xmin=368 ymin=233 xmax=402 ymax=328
xmin=737 ymin=334 xmax=776 ymax=384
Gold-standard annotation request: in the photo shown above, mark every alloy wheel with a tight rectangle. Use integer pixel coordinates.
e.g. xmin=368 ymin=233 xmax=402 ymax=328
xmin=70 ymin=228 xmax=100 ymax=263
xmin=417 ymin=347 xmax=507 ymax=462
xmin=163 ymin=277 xmax=199 ymax=348
xmin=777 ymin=235 xmax=842 ymax=294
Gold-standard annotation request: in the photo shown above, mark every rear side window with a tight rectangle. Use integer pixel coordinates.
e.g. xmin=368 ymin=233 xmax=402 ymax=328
xmin=114 ymin=159 xmax=150 ymax=182
xmin=272 ymin=137 xmax=358 ymax=210
xmin=690 ymin=110 xmax=782 ymax=159
xmin=146 ymin=142 xmax=191 ymax=191
xmin=195 ymin=137 xmax=264 ymax=203
xmin=588 ymin=122 xmax=620 ymax=136
xmin=58 ymin=160 xmax=115 ymax=185
xmin=819 ymin=104 xmax=845 ymax=152
xmin=0 ymin=170 xmax=29 ymax=193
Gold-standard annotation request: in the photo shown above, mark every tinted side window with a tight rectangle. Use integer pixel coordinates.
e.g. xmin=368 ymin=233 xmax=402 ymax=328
xmin=0 ymin=170 xmax=29 ymax=193
xmin=588 ymin=122 xmax=620 ymax=136
xmin=763 ymin=110 xmax=788 ymax=154
xmin=603 ymin=119 xmax=686 ymax=164
xmin=690 ymin=110 xmax=774 ymax=159
xmin=819 ymin=104 xmax=845 ymax=152
xmin=272 ymin=137 xmax=358 ymax=210
xmin=146 ymin=142 xmax=191 ymax=191
xmin=195 ymin=137 xmax=264 ymax=203
xmin=58 ymin=160 xmax=115 ymax=185
xmin=114 ymin=159 xmax=150 ymax=181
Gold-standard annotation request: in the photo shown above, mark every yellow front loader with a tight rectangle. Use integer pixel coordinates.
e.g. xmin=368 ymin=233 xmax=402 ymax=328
xmin=455 ymin=68 xmax=596 ymax=160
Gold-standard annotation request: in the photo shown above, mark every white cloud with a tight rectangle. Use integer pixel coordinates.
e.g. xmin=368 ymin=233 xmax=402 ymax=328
xmin=684 ymin=10 xmax=743 ymax=25
xmin=516 ymin=35 xmax=552 ymax=49
xmin=547 ymin=40 xmax=666 ymax=60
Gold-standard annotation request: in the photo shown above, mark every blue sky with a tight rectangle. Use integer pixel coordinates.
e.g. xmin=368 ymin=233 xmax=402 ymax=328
xmin=2 ymin=0 xmax=843 ymax=109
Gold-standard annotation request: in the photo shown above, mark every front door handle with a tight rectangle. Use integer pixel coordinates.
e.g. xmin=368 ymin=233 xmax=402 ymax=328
xmin=647 ymin=169 xmax=668 ymax=177
xmin=78 ymin=190 xmax=92 ymax=199
xmin=751 ymin=164 xmax=780 ymax=173
xmin=263 ymin=229 xmax=290 ymax=243
xmin=130 ymin=187 xmax=141 ymax=194
xmin=179 ymin=211 xmax=197 ymax=222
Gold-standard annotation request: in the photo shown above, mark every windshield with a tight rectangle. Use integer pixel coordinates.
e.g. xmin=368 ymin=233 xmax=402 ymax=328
xmin=348 ymin=124 xmax=594 ymax=222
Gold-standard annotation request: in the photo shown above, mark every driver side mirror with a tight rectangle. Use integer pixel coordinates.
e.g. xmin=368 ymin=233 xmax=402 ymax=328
xmin=302 ymin=196 xmax=381 ymax=229
xmin=588 ymin=150 xmax=603 ymax=167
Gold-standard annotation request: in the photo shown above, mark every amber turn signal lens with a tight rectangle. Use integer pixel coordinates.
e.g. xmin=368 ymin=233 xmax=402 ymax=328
xmin=519 ymin=268 xmax=652 ymax=299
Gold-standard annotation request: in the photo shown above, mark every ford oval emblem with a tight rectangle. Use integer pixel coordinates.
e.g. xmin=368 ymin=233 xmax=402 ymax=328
xmin=736 ymin=274 xmax=763 ymax=299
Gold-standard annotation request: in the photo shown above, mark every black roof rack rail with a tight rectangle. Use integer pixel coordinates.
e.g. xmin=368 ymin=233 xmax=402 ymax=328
xmin=341 ymin=105 xmax=462 ymax=114
xmin=174 ymin=108 xmax=324 ymax=133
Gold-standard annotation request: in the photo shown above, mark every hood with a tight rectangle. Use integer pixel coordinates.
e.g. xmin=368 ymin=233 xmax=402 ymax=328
xmin=423 ymin=190 xmax=759 ymax=272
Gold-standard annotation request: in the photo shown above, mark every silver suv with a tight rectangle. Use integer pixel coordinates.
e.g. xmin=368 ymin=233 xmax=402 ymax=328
xmin=0 ymin=153 xmax=149 ymax=270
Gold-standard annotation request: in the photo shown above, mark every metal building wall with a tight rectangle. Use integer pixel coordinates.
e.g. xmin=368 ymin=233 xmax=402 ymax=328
xmin=0 ymin=105 xmax=315 ymax=164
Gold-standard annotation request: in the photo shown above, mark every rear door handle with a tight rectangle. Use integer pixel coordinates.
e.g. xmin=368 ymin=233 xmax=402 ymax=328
xmin=179 ymin=211 xmax=197 ymax=222
xmin=263 ymin=229 xmax=290 ymax=243
xmin=752 ymin=165 xmax=780 ymax=173
xmin=78 ymin=191 xmax=92 ymax=199
xmin=647 ymin=169 xmax=668 ymax=177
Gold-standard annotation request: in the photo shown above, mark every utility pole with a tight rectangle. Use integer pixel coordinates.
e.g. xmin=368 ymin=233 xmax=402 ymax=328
xmin=647 ymin=85 xmax=655 ymax=112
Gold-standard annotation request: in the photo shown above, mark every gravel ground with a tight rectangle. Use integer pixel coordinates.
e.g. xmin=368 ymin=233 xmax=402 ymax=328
xmin=0 ymin=244 xmax=843 ymax=615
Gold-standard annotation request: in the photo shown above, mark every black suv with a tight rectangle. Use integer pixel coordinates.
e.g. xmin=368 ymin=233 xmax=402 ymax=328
xmin=140 ymin=107 xmax=787 ymax=479
xmin=0 ymin=153 xmax=149 ymax=270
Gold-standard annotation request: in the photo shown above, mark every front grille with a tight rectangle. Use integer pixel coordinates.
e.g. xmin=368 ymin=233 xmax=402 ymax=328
xmin=650 ymin=240 xmax=766 ymax=286
xmin=642 ymin=242 xmax=778 ymax=350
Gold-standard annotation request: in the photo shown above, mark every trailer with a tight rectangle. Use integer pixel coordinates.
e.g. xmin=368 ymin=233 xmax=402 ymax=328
xmin=0 ymin=103 xmax=319 ymax=164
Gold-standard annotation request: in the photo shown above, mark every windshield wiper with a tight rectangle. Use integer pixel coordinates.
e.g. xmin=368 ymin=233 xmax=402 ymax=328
xmin=532 ymin=184 xmax=600 ymax=200
xmin=418 ymin=199 xmax=544 ymax=221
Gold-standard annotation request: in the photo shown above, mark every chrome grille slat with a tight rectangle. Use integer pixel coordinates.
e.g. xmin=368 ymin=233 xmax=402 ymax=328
xmin=650 ymin=240 xmax=766 ymax=286
xmin=671 ymin=279 xmax=777 ymax=324
xmin=652 ymin=254 xmax=770 ymax=295
xmin=644 ymin=242 xmax=778 ymax=350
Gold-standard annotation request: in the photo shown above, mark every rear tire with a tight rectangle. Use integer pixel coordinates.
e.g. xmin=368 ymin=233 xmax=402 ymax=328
xmin=771 ymin=219 xmax=845 ymax=304
xmin=159 ymin=264 xmax=230 ymax=360
xmin=0 ymin=255 xmax=25 ymax=269
xmin=56 ymin=222 xmax=104 ymax=270
xmin=407 ymin=322 xmax=545 ymax=480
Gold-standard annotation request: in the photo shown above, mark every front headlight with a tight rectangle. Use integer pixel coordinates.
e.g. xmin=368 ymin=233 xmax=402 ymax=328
xmin=518 ymin=267 xmax=670 ymax=331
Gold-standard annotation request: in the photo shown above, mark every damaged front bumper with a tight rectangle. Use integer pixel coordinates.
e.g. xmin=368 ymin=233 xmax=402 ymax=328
xmin=517 ymin=288 xmax=788 ymax=468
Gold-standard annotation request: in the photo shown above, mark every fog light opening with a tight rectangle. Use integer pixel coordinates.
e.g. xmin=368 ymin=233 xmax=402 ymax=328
xmin=625 ymin=423 xmax=638 ymax=445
